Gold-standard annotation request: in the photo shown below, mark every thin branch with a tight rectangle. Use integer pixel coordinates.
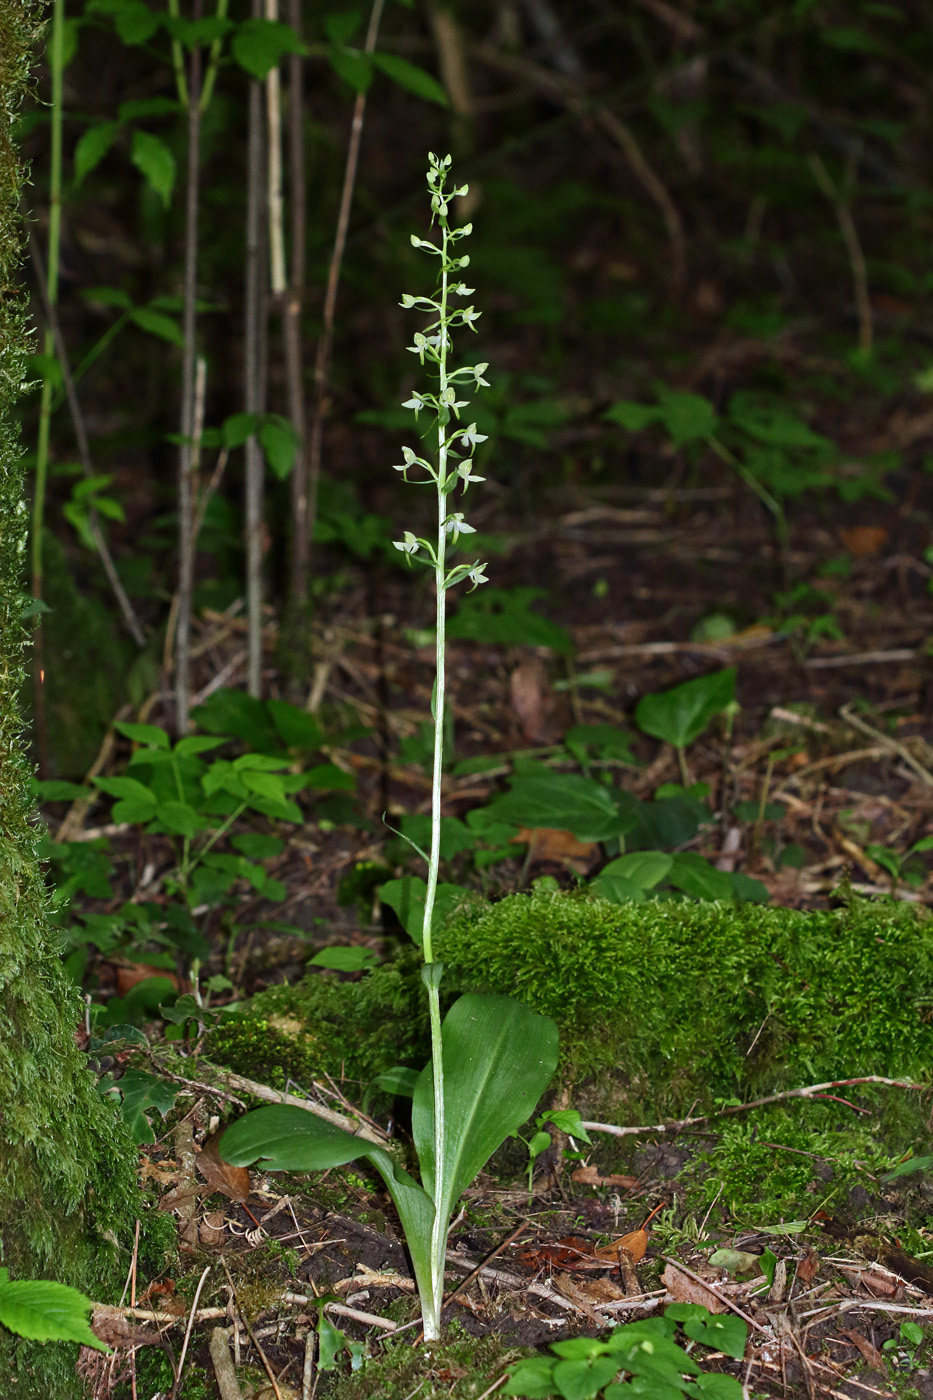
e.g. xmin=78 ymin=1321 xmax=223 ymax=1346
xmin=303 ymin=0 xmax=386 ymax=583
xmin=176 ymin=31 xmax=204 ymax=734
xmin=27 ymin=234 xmax=147 ymax=647
xmin=244 ymin=0 xmax=268 ymax=698
xmin=285 ymin=0 xmax=308 ymax=622
xmin=581 ymin=1076 xmax=928 ymax=1139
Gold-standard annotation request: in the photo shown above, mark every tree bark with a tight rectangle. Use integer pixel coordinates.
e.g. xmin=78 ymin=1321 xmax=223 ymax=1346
xmin=0 ymin=6 xmax=142 ymax=1394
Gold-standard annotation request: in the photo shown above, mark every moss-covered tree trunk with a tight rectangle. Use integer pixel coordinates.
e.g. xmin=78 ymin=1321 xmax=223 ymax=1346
xmin=0 ymin=7 xmax=140 ymax=1395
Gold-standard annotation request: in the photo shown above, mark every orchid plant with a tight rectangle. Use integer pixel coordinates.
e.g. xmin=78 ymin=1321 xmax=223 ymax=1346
xmin=220 ymin=155 xmax=558 ymax=1342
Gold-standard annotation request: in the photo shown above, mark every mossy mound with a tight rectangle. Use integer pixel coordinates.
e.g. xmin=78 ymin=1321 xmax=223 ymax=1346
xmin=329 ymin=1326 xmax=526 ymax=1400
xmin=205 ymin=946 xmax=430 ymax=1098
xmin=435 ymin=888 xmax=933 ymax=1119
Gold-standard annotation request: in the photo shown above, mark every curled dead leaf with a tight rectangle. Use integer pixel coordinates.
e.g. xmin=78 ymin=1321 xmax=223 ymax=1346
xmin=571 ymin=1165 xmax=637 ymax=1189
xmin=197 ymin=1130 xmax=251 ymax=1203
xmin=595 ymin=1229 xmax=648 ymax=1264
xmin=661 ymin=1262 xmax=728 ymax=1312
xmin=510 ymin=659 xmax=556 ymax=744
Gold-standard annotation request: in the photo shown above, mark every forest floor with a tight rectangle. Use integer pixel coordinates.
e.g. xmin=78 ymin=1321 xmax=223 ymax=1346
xmin=60 ymin=460 xmax=933 ymax=1400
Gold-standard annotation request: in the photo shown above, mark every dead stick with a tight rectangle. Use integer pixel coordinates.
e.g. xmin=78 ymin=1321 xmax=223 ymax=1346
xmin=660 ymin=1257 xmax=766 ymax=1333
xmin=581 ymin=1076 xmax=927 ymax=1139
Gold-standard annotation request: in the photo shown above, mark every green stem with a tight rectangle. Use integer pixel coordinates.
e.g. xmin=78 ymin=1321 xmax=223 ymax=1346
xmin=420 ymin=207 xmax=452 ymax=1344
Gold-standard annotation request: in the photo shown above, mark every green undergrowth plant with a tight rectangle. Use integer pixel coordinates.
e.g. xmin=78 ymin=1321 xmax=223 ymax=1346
xmin=503 ymin=1305 xmax=747 ymax=1400
xmin=380 ymin=665 xmax=768 ymax=932
xmin=37 ymin=688 xmax=357 ymax=1015
xmin=219 ymin=154 xmax=559 ymax=1343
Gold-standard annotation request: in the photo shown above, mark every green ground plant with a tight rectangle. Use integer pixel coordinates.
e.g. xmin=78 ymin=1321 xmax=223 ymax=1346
xmin=218 ymin=154 xmax=560 ymax=1343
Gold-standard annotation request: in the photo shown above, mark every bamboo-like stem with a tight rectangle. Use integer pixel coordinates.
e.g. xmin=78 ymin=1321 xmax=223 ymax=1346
xmin=244 ymin=0 xmax=268 ymax=698
xmin=301 ymin=0 xmax=385 ymax=591
xmin=176 ymin=30 xmax=203 ymax=734
xmin=264 ymin=0 xmax=286 ymax=296
xmin=284 ymin=0 xmax=307 ymax=630
xmin=27 ymin=234 xmax=146 ymax=648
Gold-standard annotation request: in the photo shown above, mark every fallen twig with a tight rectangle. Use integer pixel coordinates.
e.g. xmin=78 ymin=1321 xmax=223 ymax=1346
xmin=581 ymin=1076 xmax=928 ymax=1139
xmin=660 ymin=1257 xmax=766 ymax=1333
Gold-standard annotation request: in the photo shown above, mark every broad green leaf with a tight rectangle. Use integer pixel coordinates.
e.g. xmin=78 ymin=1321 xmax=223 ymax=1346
xmin=114 ymin=721 xmax=170 ymax=749
xmin=370 ymin=1066 xmax=420 ymax=1097
xmin=882 ymin=1154 xmax=933 ymax=1181
xmin=693 ymin=1375 xmax=746 ymax=1399
xmin=483 ymin=764 xmax=636 ymax=842
xmin=595 ymin=851 xmax=673 ymax=891
xmin=231 ymin=17 xmax=305 ymax=80
xmin=80 ymin=284 xmax=132 ymax=309
xmin=175 ymin=735 xmax=228 ymax=757
xmin=552 ymin=1355 xmax=620 ymax=1400
xmin=603 ymin=401 xmax=661 ymax=433
xmin=303 ymin=762 xmax=356 ymax=791
xmin=448 ymin=587 xmax=572 ymax=654
xmin=259 ymin=415 xmax=300 ymax=480
xmin=219 ymin=1104 xmax=437 ymax=1311
xmin=372 ymin=52 xmax=448 ymax=106
xmin=0 ymin=1278 xmax=107 ymax=1351
xmin=655 ymin=390 xmax=718 ymax=447
xmin=589 ymin=873 xmax=646 ymax=903
xmin=130 ymin=130 xmax=176 ymax=208
xmin=223 ymin=412 xmax=261 ymax=447
xmin=681 ymin=1310 xmax=748 ymax=1360
xmin=153 ymin=800 xmax=201 ymax=837
xmin=109 ymin=1068 xmax=177 ymax=1145
xmin=324 ymin=10 xmax=361 ymax=44
xmin=635 ymin=668 xmax=736 ymax=749
xmin=379 ymin=876 xmax=462 ymax=947
xmin=727 ymin=399 xmax=831 ymax=450
xmin=118 ymin=97 xmax=179 ymax=122
xmin=309 ymin=946 xmax=378 ymax=972
xmin=666 ymin=852 xmax=735 ymax=901
xmin=328 ymin=45 xmax=373 ymax=93
xmin=33 ymin=779 xmax=88 ymax=801
xmin=411 ymin=993 xmax=558 ymax=1219
xmin=130 ymin=306 xmax=185 ymax=346
xmin=268 ymin=699 xmax=324 ymax=751
xmin=73 ymin=121 xmax=119 ymax=185
xmin=112 ymin=798 xmax=158 ymax=824
xmin=503 ymin=1356 xmax=560 ymax=1398
xmin=93 ymin=774 xmax=157 ymax=803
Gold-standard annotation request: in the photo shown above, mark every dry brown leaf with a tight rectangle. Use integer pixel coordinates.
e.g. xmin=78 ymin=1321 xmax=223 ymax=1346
xmin=113 ymin=962 xmax=183 ymax=994
xmin=510 ymin=659 xmax=556 ymax=744
xmin=841 ymin=1328 xmax=886 ymax=1373
xmin=199 ymin=1208 xmax=227 ymax=1247
xmin=840 ymin=525 xmax=888 ymax=558
xmin=661 ymin=1263 xmax=728 ymax=1312
xmin=140 ymin=1158 xmax=178 ymax=1186
xmin=551 ymin=1272 xmax=608 ymax=1325
xmin=571 ymin=1165 xmax=638 ymax=1189
xmin=514 ymin=827 xmax=597 ymax=864
xmin=595 ymin=1229 xmax=648 ymax=1264
xmin=91 ymin=1306 xmax=166 ymax=1348
xmin=796 ymin=1249 xmax=820 ymax=1286
xmin=839 ymin=1265 xmax=900 ymax=1297
xmin=197 ymin=1130 xmax=251 ymax=1203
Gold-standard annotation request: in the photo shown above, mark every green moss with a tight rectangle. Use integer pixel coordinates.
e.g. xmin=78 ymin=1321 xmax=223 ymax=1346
xmin=436 ymin=888 xmax=933 ymax=1117
xmin=0 ymin=6 xmax=143 ymax=1393
xmin=210 ymin=948 xmax=430 ymax=1093
xmin=329 ymin=1324 xmax=527 ymax=1400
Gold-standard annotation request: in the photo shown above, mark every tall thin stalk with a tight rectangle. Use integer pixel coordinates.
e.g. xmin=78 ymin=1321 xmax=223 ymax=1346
xmin=31 ymin=0 xmax=65 ymax=773
xmin=244 ymin=0 xmax=268 ymax=697
xmin=284 ymin=0 xmax=307 ymax=637
xmin=393 ymin=154 xmax=490 ymax=1336
xmin=298 ymin=0 xmax=385 ymax=602
xmin=175 ymin=18 xmax=203 ymax=735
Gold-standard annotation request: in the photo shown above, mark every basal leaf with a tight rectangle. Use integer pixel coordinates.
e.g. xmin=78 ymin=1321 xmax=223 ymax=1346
xmin=635 ymin=668 xmax=736 ymax=749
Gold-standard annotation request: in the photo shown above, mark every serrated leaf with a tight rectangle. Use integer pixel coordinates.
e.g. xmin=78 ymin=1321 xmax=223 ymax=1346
xmin=372 ymin=52 xmax=448 ymax=106
xmin=73 ymin=121 xmax=120 ymax=185
xmin=231 ymin=17 xmax=305 ymax=80
xmin=113 ymin=721 xmax=170 ymax=749
xmin=328 ymin=45 xmax=372 ymax=93
xmin=130 ymin=130 xmax=176 ymax=208
xmin=130 ymin=306 xmax=185 ymax=346
xmin=0 ymin=1278 xmax=107 ymax=1351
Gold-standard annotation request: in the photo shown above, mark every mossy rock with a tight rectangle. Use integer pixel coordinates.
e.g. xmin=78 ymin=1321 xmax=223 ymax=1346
xmin=204 ymin=946 xmax=430 ymax=1099
xmin=436 ymin=887 xmax=933 ymax=1120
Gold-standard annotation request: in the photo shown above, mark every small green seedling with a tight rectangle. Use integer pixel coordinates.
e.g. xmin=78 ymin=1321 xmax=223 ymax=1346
xmin=521 ymin=1108 xmax=593 ymax=1199
xmin=635 ymin=668 xmax=737 ymax=785
xmin=220 ymin=154 xmax=558 ymax=1343
xmin=882 ymin=1319 xmax=924 ymax=1369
